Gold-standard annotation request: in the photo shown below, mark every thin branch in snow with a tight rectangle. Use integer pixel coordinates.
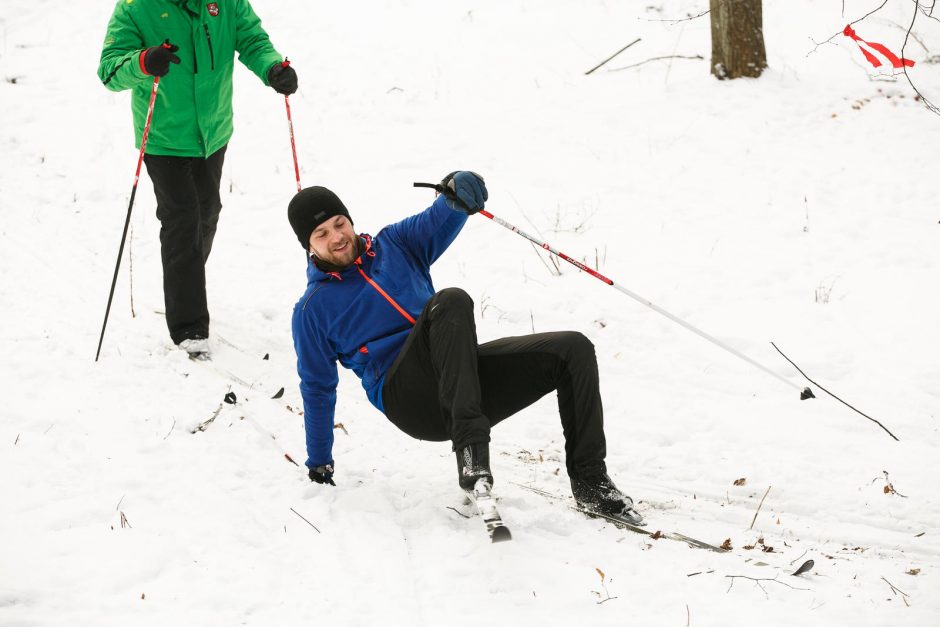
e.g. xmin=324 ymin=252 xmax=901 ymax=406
xmin=771 ymin=342 xmax=900 ymax=441
xmin=592 ymin=568 xmax=618 ymax=604
xmin=726 ymin=574 xmax=810 ymax=598
xmin=529 ymin=243 xmax=560 ymax=277
xmin=790 ymin=549 xmax=809 ymax=565
xmin=609 ymin=54 xmax=704 ymax=72
xmin=192 ymin=403 xmax=223 ymax=433
xmin=749 ymin=486 xmax=771 ymax=530
xmin=880 ymin=470 xmax=908 ymax=497
xmin=162 ymin=418 xmax=175 ymax=441
xmin=447 ymin=506 xmax=471 ymax=519
xmin=881 ymin=575 xmax=910 ymax=597
xmin=119 ymin=511 xmax=131 ymax=528
xmin=584 ymin=38 xmax=641 ymax=75
xmin=14 ymin=433 xmax=19 ymax=445
xmin=290 ymin=507 xmax=321 ymax=533
xmin=686 ymin=603 xmax=691 ymax=627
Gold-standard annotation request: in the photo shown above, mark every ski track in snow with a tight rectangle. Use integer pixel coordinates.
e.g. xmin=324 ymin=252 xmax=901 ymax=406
xmin=2 ymin=1 xmax=939 ymax=625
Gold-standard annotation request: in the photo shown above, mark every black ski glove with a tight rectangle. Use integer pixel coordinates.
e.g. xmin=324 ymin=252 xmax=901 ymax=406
xmin=308 ymin=463 xmax=335 ymax=486
xmin=268 ymin=61 xmax=298 ymax=95
xmin=440 ymin=171 xmax=487 ymax=214
xmin=141 ymin=41 xmax=180 ymax=77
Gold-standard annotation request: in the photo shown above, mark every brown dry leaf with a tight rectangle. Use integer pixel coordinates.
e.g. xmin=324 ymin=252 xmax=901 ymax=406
xmin=757 ymin=536 xmax=765 ymax=545
xmin=884 ymin=485 xmax=891 ymax=494
xmin=761 ymin=545 xmax=775 ymax=553
xmin=733 ymin=478 xmax=747 ymax=486
xmin=650 ymin=530 xmax=663 ymax=540
xmin=743 ymin=545 xmax=755 ymax=550
xmin=595 ymin=567 xmax=605 ymax=583
xmin=906 ymin=568 xmax=921 ymax=576
xmin=720 ymin=538 xmax=733 ymax=551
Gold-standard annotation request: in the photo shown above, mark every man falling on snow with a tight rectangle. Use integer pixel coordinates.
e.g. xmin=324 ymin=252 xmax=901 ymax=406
xmin=288 ymin=171 xmax=641 ymax=523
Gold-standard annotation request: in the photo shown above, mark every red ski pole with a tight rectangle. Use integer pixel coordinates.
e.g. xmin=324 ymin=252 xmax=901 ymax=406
xmin=475 ymin=208 xmax=811 ymax=398
xmin=282 ymin=60 xmax=301 ymax=192
xmin=95 ymin=76 xmax=160 ymax=361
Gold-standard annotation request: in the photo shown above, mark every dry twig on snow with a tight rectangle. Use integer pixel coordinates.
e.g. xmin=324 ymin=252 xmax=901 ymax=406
xmin=750 ymin=486 xmax=772 ymax=530
xmin=585 ymin=38 xmax=641 ymax=75
xmin=725 ymin=574 xmax=810 ymax=599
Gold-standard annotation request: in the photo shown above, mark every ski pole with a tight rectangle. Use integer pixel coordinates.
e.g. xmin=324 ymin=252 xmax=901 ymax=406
xmin=480 ymin=208 xmax=814 ymax=399
xmin=413 ymin=182 xmax=812 ymax=400
xmin=282 ymin=60 xmax=301 ymax=193
xmin=95 ymin=76 xmax=161 ymax=362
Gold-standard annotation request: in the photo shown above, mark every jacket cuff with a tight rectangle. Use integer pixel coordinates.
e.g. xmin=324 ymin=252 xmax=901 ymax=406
xmin=138 ymin=49 xmax=151 ymax=76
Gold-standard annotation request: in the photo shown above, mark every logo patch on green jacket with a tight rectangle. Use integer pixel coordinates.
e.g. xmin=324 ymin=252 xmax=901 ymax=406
xmin=207 ymin=3 xmax=219 ymax=16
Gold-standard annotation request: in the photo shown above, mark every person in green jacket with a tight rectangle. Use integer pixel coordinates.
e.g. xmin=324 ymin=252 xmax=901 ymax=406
xmin=98 ymin=0 xmax=297 ymax=358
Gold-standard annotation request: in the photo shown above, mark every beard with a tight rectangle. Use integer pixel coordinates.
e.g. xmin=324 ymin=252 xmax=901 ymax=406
xmin=312 ymin=235 xmax=363 ymax=271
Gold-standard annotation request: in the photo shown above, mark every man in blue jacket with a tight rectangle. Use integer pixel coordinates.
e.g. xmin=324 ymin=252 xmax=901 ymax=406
xmin=288 ymin=172 xmax=639 ymax=520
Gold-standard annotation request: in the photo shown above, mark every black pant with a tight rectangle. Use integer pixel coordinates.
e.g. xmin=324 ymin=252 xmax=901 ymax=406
xmin=382 ymin=288 xmax=608 ymax=477
xmin=143 ymin=146 xmax=226 ymax=344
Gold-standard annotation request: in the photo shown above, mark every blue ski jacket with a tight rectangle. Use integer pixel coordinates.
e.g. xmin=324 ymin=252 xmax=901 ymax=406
xmin=291 ymin=195 xmax=468 ymax=468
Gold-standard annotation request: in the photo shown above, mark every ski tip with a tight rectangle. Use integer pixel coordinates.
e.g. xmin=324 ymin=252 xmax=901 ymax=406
xmin=491 ymin=526 xmax=512 ymax=543
xmin=626 ymin=511 xmax=646 ymax=527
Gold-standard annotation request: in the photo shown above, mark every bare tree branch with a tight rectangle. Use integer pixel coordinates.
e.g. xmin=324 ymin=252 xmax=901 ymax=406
xmin=640 ymin=8 xmax=711 ymax=25
xmin=901 ymin=1 xmax=940 ymax=114
xmin=809 ymin=0 xmax=891 ymax=51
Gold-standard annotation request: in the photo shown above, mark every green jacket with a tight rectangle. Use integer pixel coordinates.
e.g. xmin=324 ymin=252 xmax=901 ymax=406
xmin=98 ymin=0 xmax=283 ymax=157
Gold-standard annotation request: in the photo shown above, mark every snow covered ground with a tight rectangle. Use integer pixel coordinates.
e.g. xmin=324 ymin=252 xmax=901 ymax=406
xmin=2 ymin=1 xmax=938 ymax=625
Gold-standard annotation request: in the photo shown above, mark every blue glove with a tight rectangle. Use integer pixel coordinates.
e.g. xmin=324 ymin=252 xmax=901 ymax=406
xmin=441 ymin=171 xmax=487 ymax=214
xmin=308 ymin=463 xmax=335 ymax=486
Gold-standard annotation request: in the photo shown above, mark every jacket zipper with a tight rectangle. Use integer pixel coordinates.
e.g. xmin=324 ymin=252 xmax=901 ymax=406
xmin=179 ymin=4 xmax=200 ymax=73
xmin=355 ymin=263 xmax=416 ymax=325
xmin=203 ymin=24 xmax=215 ymax=70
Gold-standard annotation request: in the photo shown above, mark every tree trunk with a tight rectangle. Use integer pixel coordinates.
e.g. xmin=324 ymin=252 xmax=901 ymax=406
xmin=710 ymin=0 xmax=767 ymax=79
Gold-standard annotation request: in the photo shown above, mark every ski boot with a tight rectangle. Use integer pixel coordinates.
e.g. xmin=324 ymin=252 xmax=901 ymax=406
xmin=456 ymin=441 xmax=494 ymax=492
xmin=571 ymin=471 xmax=644 ymax=525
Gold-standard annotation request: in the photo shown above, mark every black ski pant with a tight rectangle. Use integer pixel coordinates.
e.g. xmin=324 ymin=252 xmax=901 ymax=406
xmin=143 ymin=145 xmax=226 ymax=344
xmin=382 ymin=288 xmax=608 ymax=478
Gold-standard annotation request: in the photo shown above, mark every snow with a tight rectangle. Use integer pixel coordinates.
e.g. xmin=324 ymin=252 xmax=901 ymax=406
xmin=2 ymin=0 xmax=939 ymax=625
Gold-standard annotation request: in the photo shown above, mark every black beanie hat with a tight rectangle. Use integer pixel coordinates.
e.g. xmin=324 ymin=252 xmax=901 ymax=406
xmin=287 ymin=186 xmax=353 ymax=250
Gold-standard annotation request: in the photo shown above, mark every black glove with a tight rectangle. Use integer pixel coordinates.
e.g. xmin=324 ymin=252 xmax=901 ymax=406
xmin=268 ymin=61 xmax=298 ymax=95
xmin=308 ymin=463 xmax=335 ymax=486
xmin=141 ymin=41 xmax=180 ymax=77
xmin=440 ymin=171 xmax=487 ymax=214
